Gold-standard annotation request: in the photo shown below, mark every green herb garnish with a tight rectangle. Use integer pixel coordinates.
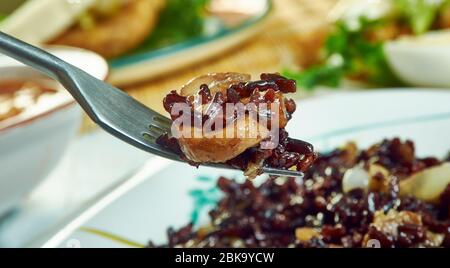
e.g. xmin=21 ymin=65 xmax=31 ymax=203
xmin=132 ymin=0 xmax=209 ymax=53
xmin=283 ymin=18 xmax=402 ymax=90
xmin=0 ymin=14 xmax=7 ymax=22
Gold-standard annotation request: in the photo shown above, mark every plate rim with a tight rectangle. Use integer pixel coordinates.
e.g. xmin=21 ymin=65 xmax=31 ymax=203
xmin=31 ymin=157 xmax=173 ymax=248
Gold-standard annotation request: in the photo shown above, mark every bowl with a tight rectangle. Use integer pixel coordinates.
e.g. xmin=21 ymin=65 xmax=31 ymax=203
xmin=0 ymin=46 xmax=108 ymax=215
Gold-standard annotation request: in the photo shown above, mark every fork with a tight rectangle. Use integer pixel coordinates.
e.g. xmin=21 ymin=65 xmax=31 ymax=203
xmin=0 ymin=31 xmax=304 ymax=178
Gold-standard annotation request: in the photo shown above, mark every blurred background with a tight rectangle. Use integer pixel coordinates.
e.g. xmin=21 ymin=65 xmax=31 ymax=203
xmin=1 ymin=0 xmax=450 ymax=247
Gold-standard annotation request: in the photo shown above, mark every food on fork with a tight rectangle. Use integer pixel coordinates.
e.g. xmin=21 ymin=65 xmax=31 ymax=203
xmin=157 ymin=73 xmax=317 ymax=178
xmin=150 ymin=138 xmax=450 ymax=248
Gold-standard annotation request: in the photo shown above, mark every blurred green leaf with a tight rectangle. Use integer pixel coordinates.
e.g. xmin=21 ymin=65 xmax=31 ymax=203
xmin=284 ymin=18 xmax=402 ymax=89
xmin=283 ymin=66 xmax=344 ymax=90
xmin=394 ymin=0 xmax=443 ymax=34
xmin=132 ymin=0 xmax=209 ymax=54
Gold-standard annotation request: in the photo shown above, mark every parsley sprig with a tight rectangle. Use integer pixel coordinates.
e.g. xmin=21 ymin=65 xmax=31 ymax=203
xmin=284 ymin=18 xmax=401 ymax=90
xmin=132 ymin=0 xmax=209 ymax=53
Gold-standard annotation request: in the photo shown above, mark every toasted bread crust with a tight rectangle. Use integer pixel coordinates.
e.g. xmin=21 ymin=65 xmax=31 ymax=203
xmin=50 ymin=0 xmax=165 ymax=58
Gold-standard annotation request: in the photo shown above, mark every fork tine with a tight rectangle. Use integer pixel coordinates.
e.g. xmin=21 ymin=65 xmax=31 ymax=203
xmin=145 ymin=128 xmax=166 ymax=140
xmin=152 ymin=115 xmax=172 ymax=129
xmin=148 ymin=125 xmax=168 ymax=134
xmin=203 ymin=162 xmax=304 ymax=178
xmin=261 ymin=167 xmax=304 ymax=178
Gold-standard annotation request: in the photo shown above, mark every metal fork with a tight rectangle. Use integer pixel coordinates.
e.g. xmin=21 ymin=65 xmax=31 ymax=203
xmin=0 ymin=31 xmax=304 ymax=178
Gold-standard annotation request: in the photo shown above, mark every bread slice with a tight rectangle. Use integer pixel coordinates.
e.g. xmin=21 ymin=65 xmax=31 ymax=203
xmin=50 ymin=0 xmax=166 ymax=59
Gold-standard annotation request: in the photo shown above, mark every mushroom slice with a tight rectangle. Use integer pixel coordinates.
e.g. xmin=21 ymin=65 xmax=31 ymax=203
xmin=180 ymin=72 xmax=251 ymax=96
xmin=400 ymin=163 xmax=450 ymax=202
xmin=175 ymin=115 xmax=270 ymax=163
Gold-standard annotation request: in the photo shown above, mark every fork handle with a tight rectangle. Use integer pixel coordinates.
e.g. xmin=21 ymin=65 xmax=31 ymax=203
xmin=0 ymin=31 xmax=68 ymax=81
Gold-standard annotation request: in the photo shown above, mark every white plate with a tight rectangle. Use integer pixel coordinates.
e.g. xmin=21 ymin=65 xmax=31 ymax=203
xmin=36 ymin=89 xmax=450 ymax=248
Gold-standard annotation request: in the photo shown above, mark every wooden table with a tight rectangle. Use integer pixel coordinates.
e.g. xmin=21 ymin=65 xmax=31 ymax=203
xmin=81 ymin=0 xmax=337 ymax=132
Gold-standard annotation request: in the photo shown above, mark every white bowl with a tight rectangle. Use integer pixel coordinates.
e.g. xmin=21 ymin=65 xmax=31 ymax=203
xmin=0 ymin=46 xmax=108 ymax=215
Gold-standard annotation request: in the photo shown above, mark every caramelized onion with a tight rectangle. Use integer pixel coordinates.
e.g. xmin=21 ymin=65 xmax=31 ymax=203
xmin=342 ymin=167 xmax=370 ymax=193
xmin=180 ymin=73 xmax=251 ymax=96
xmin=400 ymin=163 xmax=450 ymax=202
